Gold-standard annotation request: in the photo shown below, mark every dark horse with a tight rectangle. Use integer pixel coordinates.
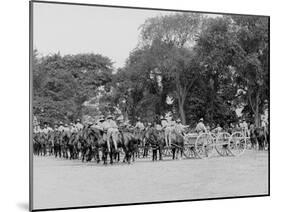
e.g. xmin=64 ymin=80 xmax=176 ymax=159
xmin=79 ymin=126 xmax=104 ymax=163
xmin=53 ymin=130 xmax=62 ymax=158
xmin=101 ymin=128 xmax=138 ymax=165
xmin=145 ymin=127 xmax=164 ymax=161
xmin=169 ymin=129 xmax=185 ymax=160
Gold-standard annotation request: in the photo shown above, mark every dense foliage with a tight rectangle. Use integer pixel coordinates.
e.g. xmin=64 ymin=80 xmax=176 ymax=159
xmin=33 ymin=14 xmax=269 ymax=128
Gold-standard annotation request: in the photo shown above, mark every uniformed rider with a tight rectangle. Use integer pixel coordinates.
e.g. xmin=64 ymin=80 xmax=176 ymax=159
xmin=195 ymin=118 xmax=207 ymax=133
xmin=175 ymin=118 xmax=185 ymax=135
xmin=103 ymin=115 xmax=118 ymax=152
xmin=135 ymin=117 xmax=145 ymax=131
xmin=75 ymin=119 xmax=83 ymax=131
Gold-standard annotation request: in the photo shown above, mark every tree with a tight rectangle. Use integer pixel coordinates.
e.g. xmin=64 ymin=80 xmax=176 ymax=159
xmin=194 ymin=16 xmax=243 ymax=125
xmin=231 ymin=15 xmax=269 ymax=126
xmin=137 ymin=13 xmax=204 ymax=124
xmin=33 ymin=51 xmax=114 ymax=125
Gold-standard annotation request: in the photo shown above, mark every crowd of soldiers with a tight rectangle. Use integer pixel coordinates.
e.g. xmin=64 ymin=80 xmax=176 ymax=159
xmin=33 ymin=114 xmax=269 ymax=164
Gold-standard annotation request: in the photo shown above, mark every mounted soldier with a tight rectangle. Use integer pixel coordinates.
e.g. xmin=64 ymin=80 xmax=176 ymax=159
xmin=213 ymin=123 xmax=222 ymax=134
xmin=175 ymin=118 xmax=185 ymax=135
xmin=75 ymin=119 xmax=83 ymax=131
xmin=160 ymin=117 xmax=170 ymax=147
xmin=103 ymin=115 xmax=119 ymax=152
xmin=135 ymin=117 xmax=145 ymax=131
xmin=134 ymin=117 xmax=145 ymax=141
xmin=195 ymin=118 xmax=207 ymax=134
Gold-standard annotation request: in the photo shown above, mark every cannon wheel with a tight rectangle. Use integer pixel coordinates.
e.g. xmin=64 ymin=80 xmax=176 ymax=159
xmin=215 ymin=132 xmax=231 ymax=156
xmin=161 ymin=147 xmax=173 ymax=157
xmin=183 ymin=143 xmax=197 ymax=158
xmin=229 ymin=132 xmax=247 ymax=156
xmin=195 ymin=133 xmax=215 ymax=159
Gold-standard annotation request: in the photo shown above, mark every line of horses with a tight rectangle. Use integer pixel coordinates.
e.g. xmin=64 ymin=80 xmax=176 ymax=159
xmin=33 ymin=124 xmax=269 ymax=165
xmin=33 ymin=125 xmax=185 ymax=165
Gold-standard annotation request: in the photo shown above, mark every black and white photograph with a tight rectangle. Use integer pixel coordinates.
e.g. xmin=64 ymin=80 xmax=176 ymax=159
xmin=30 ymin=1 xmax=269 ymax=211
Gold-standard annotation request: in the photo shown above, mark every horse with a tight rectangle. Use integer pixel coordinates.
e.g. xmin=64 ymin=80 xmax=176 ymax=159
xmin=53 ymin=131 xmax=62 ymax=158
xmin=120 ymin=129 xmax=139 ymax=163
xmin=33 ymin=133 xmax=41 ymax=156
xmin=68 ymin=131 xmax=78 ymax=160
xmin=100 ymin=126 xmax=138 ymax=165
xmin=168 ymin=129 xmax=185 ymax=160
xmin=255 ymin=127 xmax=266 ymax=151
xmin=61 ymin=130 xmax=71 ymax=159
xmin=132 ymin=128 xmax=146 ymax=158
xmin=144 ymin=127 xmax=164 ymax=161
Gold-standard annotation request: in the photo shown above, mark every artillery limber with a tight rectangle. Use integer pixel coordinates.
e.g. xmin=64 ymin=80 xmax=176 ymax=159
xmin=136 ymin=129 xmax=249 ymax=161
xmin=181 ymin=131 xmax=249 ymax=159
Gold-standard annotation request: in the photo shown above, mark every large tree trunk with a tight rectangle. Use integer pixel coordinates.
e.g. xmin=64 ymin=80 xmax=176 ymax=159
xmin=178 ymin=100 xmax=186 ymax=125
xmin=248 ymin=89 xmax=261 ymax=128
xmin=254 ymin=92 xmax=261 ymax=127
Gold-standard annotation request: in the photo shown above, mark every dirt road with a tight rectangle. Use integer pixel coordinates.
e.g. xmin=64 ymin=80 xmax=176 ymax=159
xmin=32 ymin=151 xmax=268 ymax=210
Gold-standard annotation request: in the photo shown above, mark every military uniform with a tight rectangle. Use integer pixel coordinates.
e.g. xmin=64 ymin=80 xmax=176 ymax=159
xmin=175 ymin=120 xmax=185 ymax=135
xmin=103 ymin=116 xmax=118 ymax=151
xmin=135 ymin=121 xmax=145 ymax=131
xmin=241 ymin=121 xmax=249 ymax=136
xmin=75 ymin=122 xmax=83 ymax=131
xmin=161 ymin=118 xmax=172 ymax=147
xmin=196 ymin=119 xmax=206 ymax=133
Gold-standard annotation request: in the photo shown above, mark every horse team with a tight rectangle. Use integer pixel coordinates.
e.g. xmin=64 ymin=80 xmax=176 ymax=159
xmin=33 ymin=121 xmax=269 ymax=165
xmin=32 ymin=123 xmax=186 ymax=165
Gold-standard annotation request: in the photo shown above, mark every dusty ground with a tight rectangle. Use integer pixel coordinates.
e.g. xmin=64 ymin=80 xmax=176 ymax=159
xmin=32 ymin=150 xmax=268 ymax=210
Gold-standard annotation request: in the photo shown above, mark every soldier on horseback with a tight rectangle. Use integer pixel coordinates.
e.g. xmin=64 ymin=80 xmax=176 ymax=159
xmin=175 ymin=118 xmax=185 ymax=135
xmin=75 ymin=119 xmax=83 ymax=131
xmin=195 ymin=118 xmax=207 ymax=134
xmin=135 ymin=117 xmax=145 ymax=131
xmin=103 ymin=115 xmax=119 ymax=152
xmin=160 ymin=117 xmax=170 ymax=147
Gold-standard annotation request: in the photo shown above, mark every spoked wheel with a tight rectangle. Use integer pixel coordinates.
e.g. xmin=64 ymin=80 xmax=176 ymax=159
xmin=161 ymin=147 xmax=173 ymax=157
xmin=195 ymin=133 xmax=215 ymax=159
xmin=215 ymin=132 xmax=231 ymax=156
xmin=141 ymin=146 xmax=152 ymax=158
xmin=183 ymin=144 xmax=196 ymax=158
xmin=229 ymin=132 xmax=247 ymax=156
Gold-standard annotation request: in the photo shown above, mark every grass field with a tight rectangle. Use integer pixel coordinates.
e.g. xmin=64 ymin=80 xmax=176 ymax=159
xmin=32 ymin=150 xmax=268 ymax=210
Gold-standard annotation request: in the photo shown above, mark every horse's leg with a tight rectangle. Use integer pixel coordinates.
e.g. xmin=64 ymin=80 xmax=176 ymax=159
xmin=132 ymin=151 xmax=135 ymax=162
xmin=54 ymin=144 xmax=57 ymax=157
xmin=103 ymin=148 xmax=108 ymax=165
xmin=96 ymin=148 xmax=100 ymax=163
xmin=87 ymin=147 xmax=92 ymax=162
xmin=117 ymin=151 xmax=120 ymax=162
xmin=143 ymin=147 xmax=146 ymax=158
xmin=69 ymin=145 xmax=72 ymax=160
xmin=81 ymin=148 xmax=85 ymax=162
xmin=159 ymin=146 xmax=163 ymax=160
xmin=172 ymin=148 xmax=175 ymax=160
xmin=43 ymin=144 xmax=46 ymax=156
xmin=57 ymin=144 xmax=60 ymax=157
xmin=110 ymin=150 xmax=114 ymax=164
xmin=127 ymin=152 xmax=131 ymax=164
xmin=152 ymin=149 xmax=155 ymax=161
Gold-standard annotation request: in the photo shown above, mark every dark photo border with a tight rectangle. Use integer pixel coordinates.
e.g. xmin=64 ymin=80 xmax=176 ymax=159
xmin=29 ymin=1 xmax=270 ymax=211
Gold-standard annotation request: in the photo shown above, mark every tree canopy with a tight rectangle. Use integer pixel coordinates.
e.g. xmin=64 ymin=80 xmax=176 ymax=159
xmin=33 ymin=13 xmax=269 ymax=128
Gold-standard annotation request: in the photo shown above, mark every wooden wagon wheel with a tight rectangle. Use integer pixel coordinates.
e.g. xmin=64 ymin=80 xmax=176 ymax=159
xmin=228 ymin=131 xmax=247 ymax=156
xmin=215 ymin=132 xmax=231 ymax=156
xmin=182 ymin=143 xmax=196 ymax=158
xmin=183 ymin=134 xmax=197 ymax=159
xmin=195 ymin=133 xmax=215 ymax=159
xmin=161 ymin=146 xmax=173 ymax=157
